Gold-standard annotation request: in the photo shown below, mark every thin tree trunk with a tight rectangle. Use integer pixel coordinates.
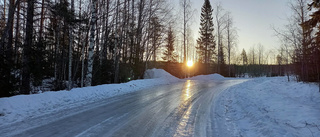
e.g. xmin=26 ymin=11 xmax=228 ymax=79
xmin=39 ymin=0 xmax=45 ymax=40
xmin=183 ymin=0 xmax=187 ymax=78
xmin=68 ymin=0 xmax=74 ymax=91
xmin=129 ymin=0 xmax=134 ymax=65
xmin=99 ymin=0 xmax=105 ymax=66
xmin=81 ymin=23 xmax=90 ymax=87
xmin=7 ymin=0 xmax=14 ymax=60
xmin=81 ymin=41 xmax=85 ymax=87
xmin=54 ymin=23 xmax=60 ymax=84
xmin=21 ymin=0 xmax=34 ymax=94
xmin=73 ymin=0 xmax=82 ymax=82
xmin=103 ymin=0 xmax=110 ymax=61
xmin=145 ymin=0 xmax=153 ymax=72
xmin=14 ymin=2 xmax=20 ymax=65
xmin=114 ymin=0 xmax=120 ymax=83
xmin=85 ymin=0 xmax=97 ymax=87
xmin=227 ymin=14 xmax=231 ymax=77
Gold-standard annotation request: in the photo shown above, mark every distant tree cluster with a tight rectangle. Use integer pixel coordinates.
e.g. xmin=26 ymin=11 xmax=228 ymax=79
xmin=0 ymin=0 xmax=174 ymax=97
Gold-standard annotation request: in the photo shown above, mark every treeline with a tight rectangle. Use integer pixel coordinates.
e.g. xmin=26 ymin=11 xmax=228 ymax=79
xmin=0 ymin=0 xmax=175 ymax=97
xmin=274 ymin=0 xmax=320 ymax=84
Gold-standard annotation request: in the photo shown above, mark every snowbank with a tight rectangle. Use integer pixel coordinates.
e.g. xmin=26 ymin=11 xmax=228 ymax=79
xmin=214 ymin=77 xmax=320 ymax=137
xmin=144 ymin=68 xmax=179 ymax=80
xmin=0 ymin=69 xmax=180 ymax=126
xmin=189 ymin=73 xmax=225 ymax=81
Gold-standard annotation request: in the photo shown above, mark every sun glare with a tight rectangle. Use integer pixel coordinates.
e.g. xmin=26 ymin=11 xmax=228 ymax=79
xmin=187 ymin=60 xmax=193 ymax=67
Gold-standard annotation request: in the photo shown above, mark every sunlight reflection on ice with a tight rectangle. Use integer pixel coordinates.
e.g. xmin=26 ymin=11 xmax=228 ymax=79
xmin=184 ymin=80 xmax=191 ymax=101
xmin=174 ymin=80 xmax=194 ymax=136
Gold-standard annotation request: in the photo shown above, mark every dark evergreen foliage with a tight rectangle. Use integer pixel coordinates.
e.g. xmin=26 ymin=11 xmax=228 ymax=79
xmin=298 ymin=0 xmax=320 ymax=84
xmin=196 ymin=0 xmax=216 ymax=74
xmin=162 ymin=26 xmax=177 ymax=63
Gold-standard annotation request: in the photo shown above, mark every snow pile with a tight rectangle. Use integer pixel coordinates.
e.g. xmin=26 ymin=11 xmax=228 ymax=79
xmin=189 ymin=73 xmax=225 ymax=81
xmin=0 ymin=69 xmax=180 ymax=126
xmin=144 ymin=68 xmax=178 ymax=80
xmin=213 ymin=77 xmax=320 ymax=137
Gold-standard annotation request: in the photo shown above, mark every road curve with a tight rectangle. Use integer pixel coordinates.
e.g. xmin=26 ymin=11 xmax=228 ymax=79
xmin=3 ymin=79 xmax=246 ymax=137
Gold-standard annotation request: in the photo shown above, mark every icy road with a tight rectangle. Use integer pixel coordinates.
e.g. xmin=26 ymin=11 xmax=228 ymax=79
xmin=1 ymin=79 xmax=246 ymax=137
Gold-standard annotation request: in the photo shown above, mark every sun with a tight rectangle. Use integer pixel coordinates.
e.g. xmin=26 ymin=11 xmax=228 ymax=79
xmin=187 ymin=60 xmax=193 ymax=67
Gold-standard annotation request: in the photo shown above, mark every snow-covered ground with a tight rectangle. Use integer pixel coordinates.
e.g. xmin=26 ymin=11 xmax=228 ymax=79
xmin=0 ymin=68 xmax=181 ymax=126
xmin=213 ymin=77 xmax=320 ymax=137
xmin=1 ymin=69 xmax=319 ymax=137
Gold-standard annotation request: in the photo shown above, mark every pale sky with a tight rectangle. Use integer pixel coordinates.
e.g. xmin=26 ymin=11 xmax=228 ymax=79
xmin=173 ymin=0 xmax=292 ymax=52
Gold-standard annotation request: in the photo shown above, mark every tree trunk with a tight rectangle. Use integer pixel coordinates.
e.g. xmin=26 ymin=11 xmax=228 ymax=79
xmin=99 ymin=0 xmax=105 ymax=66
xmin=54 ymin=23 xmax=61 ymax=85
xmin=21 ymin=0 xmax=34 ymax=94
xmin=114 ymin=0 xmax=120 ymax=83
xmin=39 ymin=0 xmax=45 ymax=40
xmin=81 ymin=41 xmax=85 ymax=87
xmin=183 ymin=0 xmax=186 ymax=65
xmin=104 ymin=0 xmax=110 ymax=60
xmin=129 ymin=0 xmax=134 ymax=65
xmin=7 ymin=0 xmax=14 ymax=62
xmin=14 ymin=2 xmax=21 ymax=65
xmin=68 ymin=0 xmax=74 ymax=90
xmin=85 ymin=0 xmax=97 ymax=87
xmin=227 ymin=18 xmax=231 ymax=77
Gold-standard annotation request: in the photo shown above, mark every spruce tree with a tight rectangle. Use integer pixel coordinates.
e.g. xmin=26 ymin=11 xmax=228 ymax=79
xmin=303 ymin=0 xmax=320 ymax=90
xmin=162 ymin=26 xmax=177 ymax=62
xmin=241 ymin=49 xmax=248 ymax=65
xmin=197 ymin=0 xmax=215 ymax=74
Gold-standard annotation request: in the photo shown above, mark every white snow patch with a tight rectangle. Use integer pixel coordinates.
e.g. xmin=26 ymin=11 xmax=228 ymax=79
xmin=0 ymin=69 xmax=181 ymax=126
xmin=214 ymin=77 xmax=320 ymax=137
xmin=144 ymin=68 xmax=179 ymax=81
xmin=189 ymin=73 xmax=225 ymax=81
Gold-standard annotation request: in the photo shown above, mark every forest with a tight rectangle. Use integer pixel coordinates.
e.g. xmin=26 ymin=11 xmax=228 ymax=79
xmin=1 ymin=0 xmax=320 ymax=97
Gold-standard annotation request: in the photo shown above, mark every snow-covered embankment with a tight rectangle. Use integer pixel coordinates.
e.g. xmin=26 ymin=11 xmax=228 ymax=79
xmin=214 ymin=77 xmax=320 ymax=137
xmin=0 ymin=69 xmax=180 ymax=126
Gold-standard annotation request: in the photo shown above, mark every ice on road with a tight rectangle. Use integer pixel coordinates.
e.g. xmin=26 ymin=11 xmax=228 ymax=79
xmin=0 ymin=79 xmax=246 ymax=137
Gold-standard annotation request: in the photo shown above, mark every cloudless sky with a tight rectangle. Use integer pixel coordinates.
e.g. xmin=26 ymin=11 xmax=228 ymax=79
xmin=173 ymin=0 xmax=292 ymax=52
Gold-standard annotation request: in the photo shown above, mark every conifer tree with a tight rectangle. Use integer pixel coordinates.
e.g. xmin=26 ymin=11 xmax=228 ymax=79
xmin=162 ymin=26 xmax=177 ymax=62
xmin=197 ymin=0 xmax=215 ymax=74
xmin=303 ymin=0 xmax=320 ymax=90
xmin=241 ymin=49 xmax=248 ymax=65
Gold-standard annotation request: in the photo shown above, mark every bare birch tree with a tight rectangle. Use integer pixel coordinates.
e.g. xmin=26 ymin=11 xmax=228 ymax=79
xmin=225 ymin=11 xmax=237 ymax=76
xmin=214 ymin=3 xmax=227 ymax=74
xmin=180 ymin=0 xmax=192 ymax=64
xmin=85 ymin=0 xmax=97 ymax=87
